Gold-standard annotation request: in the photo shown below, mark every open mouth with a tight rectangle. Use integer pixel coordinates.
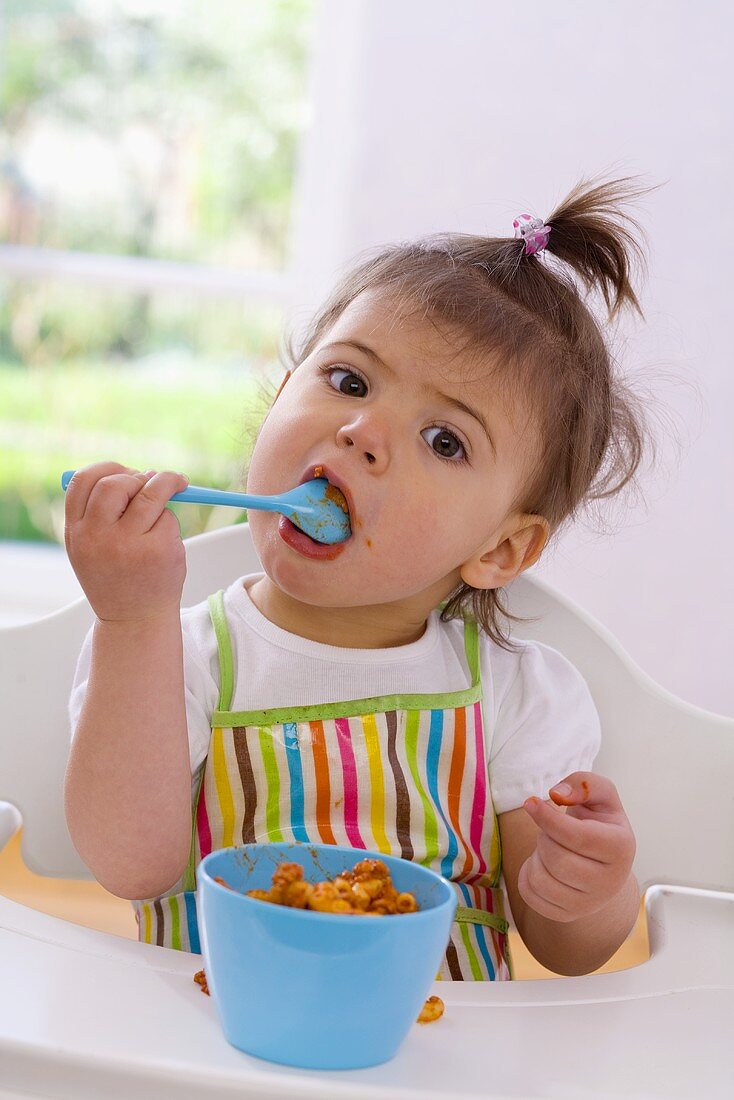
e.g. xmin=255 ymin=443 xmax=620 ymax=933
xmin=276 ymin=463 xmax=354 ymax=559
xmin=291 ymin=519 xmax=323 ymax=544
xmin=278 ymin=514 xmax=350 ymax=560
xmin=299 ymin=464 xmax=354 ymax=524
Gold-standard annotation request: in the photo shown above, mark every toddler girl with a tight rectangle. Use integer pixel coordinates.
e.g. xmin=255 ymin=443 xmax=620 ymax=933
xmin=65 ymin=175 xmax=650 ymax=979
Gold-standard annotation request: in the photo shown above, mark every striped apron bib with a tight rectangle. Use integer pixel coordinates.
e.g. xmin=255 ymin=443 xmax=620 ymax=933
xmin=133 ymin=589 xmax=513 ymax=980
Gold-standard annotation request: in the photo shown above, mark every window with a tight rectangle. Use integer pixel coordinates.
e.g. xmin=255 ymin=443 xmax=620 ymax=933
xmin=0 ymin=0 xmax=318 ymax=544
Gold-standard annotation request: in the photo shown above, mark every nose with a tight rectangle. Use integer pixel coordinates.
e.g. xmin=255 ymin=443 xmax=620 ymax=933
xmin=336 ymin=414 xmax=387 ymax=469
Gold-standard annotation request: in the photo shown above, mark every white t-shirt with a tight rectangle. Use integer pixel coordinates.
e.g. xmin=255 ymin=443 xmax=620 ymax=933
xmin=68 ymin=572 xmax=601 ymax=815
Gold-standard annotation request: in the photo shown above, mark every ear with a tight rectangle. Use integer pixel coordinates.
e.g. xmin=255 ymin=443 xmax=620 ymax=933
xmin=460 ymin=515 xmax=549 ymax=590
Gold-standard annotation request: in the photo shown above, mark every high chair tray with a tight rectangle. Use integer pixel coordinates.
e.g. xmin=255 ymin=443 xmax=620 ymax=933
xmin=0 ymin=885 xmax=731 ymax=1099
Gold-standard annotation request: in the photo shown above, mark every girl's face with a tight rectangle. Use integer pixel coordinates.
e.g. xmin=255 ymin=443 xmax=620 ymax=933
xmin=246 ymin=289 xmax=544 ymax=627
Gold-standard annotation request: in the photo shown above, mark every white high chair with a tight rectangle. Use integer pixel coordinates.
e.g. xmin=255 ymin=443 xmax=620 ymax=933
xmin=1 ymin=522 xmax=732 ymax=1100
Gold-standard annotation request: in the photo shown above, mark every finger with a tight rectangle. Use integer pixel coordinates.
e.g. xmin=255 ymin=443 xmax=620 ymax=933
xmin=74 ymin=470 xmax=155 ymax=527
xmin=535 ymin=831 xmax=602 ymax=891
xmin=549 ymin=772 xmax=624 ymax=816
xmin=119 ymin=470 xmax=189 ymax=535
xmin=527 ymin=848 xmax=589 ymax=908
xmin=64 ymin=462 xmax=140 ymax=523
xmin=517 ymin=857 xmax=578 ymax=923
xmin=149 ymin=500 xmax=185 ymax=542
xmin=523 ymin=796 xmax=618 ymax=863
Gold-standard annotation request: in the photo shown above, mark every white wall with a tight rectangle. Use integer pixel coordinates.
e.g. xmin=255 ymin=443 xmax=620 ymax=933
xmin=289 ymin=0 xmax=733 ymax=716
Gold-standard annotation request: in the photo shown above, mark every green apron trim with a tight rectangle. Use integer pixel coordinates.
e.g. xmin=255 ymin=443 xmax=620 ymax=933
xmin=208 ymin=591 xmax=235 ymax=712
xmin=211 ymin=689 xmax=481 ymax=727
xmin=182 ymin=764 xmax=205 ymax=893
xmin=463 ymin=612 xmax=479 ymax=684
xmin=454 ymin=904 xmax=508 ymax=934
xmin=207 ymin=588 xmax=481 ymax=726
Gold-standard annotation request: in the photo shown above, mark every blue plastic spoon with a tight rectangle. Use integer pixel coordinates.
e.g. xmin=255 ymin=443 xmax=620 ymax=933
xmin=60 ymin=471 xmax=352 ymax=545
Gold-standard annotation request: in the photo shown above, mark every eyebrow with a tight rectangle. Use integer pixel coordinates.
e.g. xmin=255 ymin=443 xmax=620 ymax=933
xmin=320 ymin=340 xmax=497 ymax=458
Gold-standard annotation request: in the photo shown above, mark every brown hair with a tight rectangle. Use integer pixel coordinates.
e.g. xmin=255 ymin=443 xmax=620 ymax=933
xmin=248 ymin=174 xmax=659 ymax=648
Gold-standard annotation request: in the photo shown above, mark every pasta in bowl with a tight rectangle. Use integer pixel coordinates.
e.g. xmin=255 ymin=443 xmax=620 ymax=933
xmin=243 ymin=856 xmax=420 ymax=913
xmin=196 ymin=842 xmax=456 ymax=1069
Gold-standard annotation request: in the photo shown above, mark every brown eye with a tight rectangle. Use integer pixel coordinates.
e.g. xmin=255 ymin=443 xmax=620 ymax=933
xmin=325 ymin=367 xmax=367 ymax=397
xmin=422 ymin=425 xmax=466 ymax=463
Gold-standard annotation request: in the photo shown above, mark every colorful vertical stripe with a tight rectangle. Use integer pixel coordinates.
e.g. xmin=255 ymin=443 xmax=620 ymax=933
xmin=195 ymin=708 xmax=497 ymax=887
xmin=310 ymin=719 xmax=338 ymax=845
xmin=362 ymin=712 xmax=391 ymax=853
xmin=133 ymin=890 xmax=201 ymax=954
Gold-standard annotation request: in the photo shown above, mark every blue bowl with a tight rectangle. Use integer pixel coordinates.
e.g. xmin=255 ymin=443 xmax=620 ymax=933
xmin=196 ymin=843 xmax=456 ymax=1069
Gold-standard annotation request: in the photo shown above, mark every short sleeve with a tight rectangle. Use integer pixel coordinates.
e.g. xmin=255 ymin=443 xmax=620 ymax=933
xmin=68 ymin=622 xmax=95 ymax=740
xmin=67 ymin=609 xmax=219 ymax=785
xmin=485 ymin=639 xmax=601 ymax=815
xmin=179 ymin=612 xmax=220 ymax=778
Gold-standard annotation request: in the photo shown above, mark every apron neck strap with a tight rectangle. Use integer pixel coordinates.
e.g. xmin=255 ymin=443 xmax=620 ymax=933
xmin=437 ymin=599 xmax=480 ymax=686
xmin=208 ymin=590 xmax=234 ymax=712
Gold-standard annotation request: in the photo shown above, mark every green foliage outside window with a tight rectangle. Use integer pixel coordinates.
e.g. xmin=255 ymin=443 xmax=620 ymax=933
xmin=0 ymin=0 xmax=316 ymax=545
xmin=2 ymin=0 xmax=315 ymax=271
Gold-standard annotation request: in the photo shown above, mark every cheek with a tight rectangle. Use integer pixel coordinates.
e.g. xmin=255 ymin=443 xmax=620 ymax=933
xmin=374 ymin=493 xmax=465 ymax=573
xmin=421 ymin=484 xmax=471 ymax=539
xmin=387 ymin=482 xmax=499 ymax=575
xmin=245 ymin=403 xmax=305 ymax=492
xmin=244 ymin=508 xmax=277 ymax=573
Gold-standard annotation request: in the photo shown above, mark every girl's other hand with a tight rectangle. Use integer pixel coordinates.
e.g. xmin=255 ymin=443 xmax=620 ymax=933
xmin=64 ymin=461 xmax=190 ymax=624
xmin=518 ymin=772 xmax=636 ymax=923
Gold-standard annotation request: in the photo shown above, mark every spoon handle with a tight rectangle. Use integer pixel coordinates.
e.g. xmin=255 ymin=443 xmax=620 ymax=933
xmin=60 ymin=471 xmax=302 ymax=516
xmin=168 ymin=484 xmax=301 ymax=514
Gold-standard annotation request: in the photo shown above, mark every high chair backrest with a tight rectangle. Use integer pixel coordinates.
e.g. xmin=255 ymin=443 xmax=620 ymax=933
xmin=1 ymin=521 xmax=732 ymax=890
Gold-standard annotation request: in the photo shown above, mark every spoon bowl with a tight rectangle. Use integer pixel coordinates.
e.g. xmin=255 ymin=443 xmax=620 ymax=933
xmin=60 ymin=472 xmax=351 ymax=545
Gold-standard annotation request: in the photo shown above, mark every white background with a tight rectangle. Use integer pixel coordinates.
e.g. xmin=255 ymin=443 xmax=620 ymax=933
xmin=286 ymin=0 xmax=733 ymax=716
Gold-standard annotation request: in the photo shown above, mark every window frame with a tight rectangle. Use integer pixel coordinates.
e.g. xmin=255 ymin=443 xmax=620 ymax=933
xmin=0 ymin=0 xmax=357 ymax=313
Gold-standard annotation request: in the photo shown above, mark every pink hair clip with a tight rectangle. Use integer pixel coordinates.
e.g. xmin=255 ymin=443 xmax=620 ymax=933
xmin=512 ymin=213 xmax=552 ymax=256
